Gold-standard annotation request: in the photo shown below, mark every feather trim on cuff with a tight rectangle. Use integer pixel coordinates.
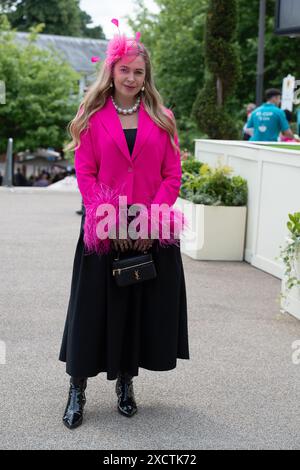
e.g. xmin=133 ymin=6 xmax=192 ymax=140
xmin=83 ymin=182 xmax=126 ymax=255
xmin=129 ymin=203 xmax=190 ymax=248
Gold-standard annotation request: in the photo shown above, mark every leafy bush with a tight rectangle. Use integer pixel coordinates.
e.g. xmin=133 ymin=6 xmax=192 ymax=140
xmin=0 ymin=15 xmax=79 ymax=154
xmin=278 ymin=212 xmax=300 ymax=313
xmin=180 ymin=162 xmax=248 ymax=206
xmin=181 ymin=159 xmax=203 ymax=175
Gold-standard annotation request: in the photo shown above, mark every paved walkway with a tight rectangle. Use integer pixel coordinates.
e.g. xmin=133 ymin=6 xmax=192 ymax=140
xmin=0 ymin=187 xmax=299 ymax=450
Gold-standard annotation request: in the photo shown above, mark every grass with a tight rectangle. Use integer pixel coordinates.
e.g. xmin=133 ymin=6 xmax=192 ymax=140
xmin=263 ymin=144 xmax=300 ymax=152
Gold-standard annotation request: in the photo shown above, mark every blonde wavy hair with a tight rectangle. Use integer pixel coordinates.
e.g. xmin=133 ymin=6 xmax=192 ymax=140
xmin=64 ymin=45 xmax=179 ymax=153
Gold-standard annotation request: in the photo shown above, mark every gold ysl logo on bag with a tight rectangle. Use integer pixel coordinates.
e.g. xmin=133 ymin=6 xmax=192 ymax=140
xmin=134 ymin=270 xmax=140 ymax=280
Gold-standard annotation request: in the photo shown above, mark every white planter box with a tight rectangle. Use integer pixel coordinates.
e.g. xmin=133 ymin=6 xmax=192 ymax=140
xmin=194 ymin=139 xmax=300 ymax=278
xmin=175 ymin=197 xmax=247 ymax=260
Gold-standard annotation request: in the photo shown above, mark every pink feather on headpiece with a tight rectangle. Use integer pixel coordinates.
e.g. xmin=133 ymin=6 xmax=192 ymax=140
xmin=106 ymin=34 xmax=128 ymax=67
xmin=111 ymin=18 xmax=119 ymax=28
xmin=105 ymin=18 xmax=143 ymax=68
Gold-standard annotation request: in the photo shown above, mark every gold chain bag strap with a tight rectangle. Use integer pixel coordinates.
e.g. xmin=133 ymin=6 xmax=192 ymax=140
xmin=112 ymin=249 xmax=157 ymax=287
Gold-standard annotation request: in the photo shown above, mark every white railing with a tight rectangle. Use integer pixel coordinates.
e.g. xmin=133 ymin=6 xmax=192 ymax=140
xmin=194 ymin=140 xmax=300 ymax=280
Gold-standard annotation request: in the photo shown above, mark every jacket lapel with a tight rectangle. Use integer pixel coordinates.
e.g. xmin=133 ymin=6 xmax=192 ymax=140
xmin=97 ymin=96 xmax=155 ymax=164
xmin=131 ymin=99 xmax=155 ymax=162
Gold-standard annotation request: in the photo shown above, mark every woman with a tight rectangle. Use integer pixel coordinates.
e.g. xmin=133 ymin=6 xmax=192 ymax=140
xmin=59 ymin=21 xmax=190 ymax=429
xmin=242 ymin=103 xmax=256 ymax=141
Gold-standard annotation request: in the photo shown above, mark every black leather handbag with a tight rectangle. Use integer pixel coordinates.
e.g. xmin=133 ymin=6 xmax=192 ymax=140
xmin=112 ymin=250 xmax=157 ymax=287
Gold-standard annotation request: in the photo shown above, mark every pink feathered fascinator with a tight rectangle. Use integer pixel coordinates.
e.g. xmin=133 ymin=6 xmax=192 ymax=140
xmin=91 ymin=18 xmax=143 ymax=67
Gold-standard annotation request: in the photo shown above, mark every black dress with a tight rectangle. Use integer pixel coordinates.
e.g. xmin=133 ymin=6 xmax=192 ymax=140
xmin=58 ymin=128 xmax=190 ymax=380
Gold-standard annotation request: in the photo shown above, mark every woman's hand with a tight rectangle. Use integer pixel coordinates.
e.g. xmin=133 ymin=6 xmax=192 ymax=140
xmin=111 ymin=237 xmax=133 ymax=253
xmin=132 ymin=237 xmax=154 ymax=252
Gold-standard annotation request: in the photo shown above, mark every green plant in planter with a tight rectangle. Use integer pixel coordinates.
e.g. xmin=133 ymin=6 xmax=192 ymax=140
xmin=224 ymin=176 xmax=248 ymax=206
xmin=180 ymin=158 xmax=204 ymax=200
xmin=180 ymin=163 xmax=248 ymax=206
xmin=278 ymin=212 xmax=300 ymax=312
xmin=181 ymin=159 xmax=203 ymax=176
xmin=180 ymin=173 xmax=199 ymax=201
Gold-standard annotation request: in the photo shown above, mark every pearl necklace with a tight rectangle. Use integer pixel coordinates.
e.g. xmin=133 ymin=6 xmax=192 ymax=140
xmin=111 ymin=95 xmax=141 ymax=115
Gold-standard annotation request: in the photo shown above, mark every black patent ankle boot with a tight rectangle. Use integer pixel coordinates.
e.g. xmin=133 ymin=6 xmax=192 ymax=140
xmin=115 ymin=372 xmax=137 ymax=417
xmin=62 ymin=377 xmax=87 ymax=429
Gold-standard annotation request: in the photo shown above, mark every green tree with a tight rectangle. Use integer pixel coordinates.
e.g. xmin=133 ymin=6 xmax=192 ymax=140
xmin=0 ymin=15 xmax=79 ymax=154
xmin=129 ymin=0 xmax=300 ymax=144
xmin=236 ymin=0 xmax=300 ymax=106
xmin=129 ymin=0 xmax=206 ymax=117
xmin=192 ymin=0 xmax=241 ymax=139
xmin=0 ymin=0 xmax=106 ymax=38
xmin=79 ymin=10 xmax=106 ymax=39
xmin=128 ymin=0 xmax=207 ymax=150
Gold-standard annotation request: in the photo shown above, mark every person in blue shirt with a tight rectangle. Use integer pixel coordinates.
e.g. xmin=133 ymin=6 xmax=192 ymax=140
xmin=246 ymin=88 xmax=295 ymax=142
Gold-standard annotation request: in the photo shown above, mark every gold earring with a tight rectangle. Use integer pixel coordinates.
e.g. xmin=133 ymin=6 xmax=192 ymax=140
xmin=141 ymin=84 xmax=145 ymax=91
xmin=110 ymin=82 xmax=113 ymax=88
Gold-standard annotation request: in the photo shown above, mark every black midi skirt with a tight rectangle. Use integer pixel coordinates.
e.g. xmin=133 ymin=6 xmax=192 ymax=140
xmin=59 ymin=211 xmax=190 ymax=381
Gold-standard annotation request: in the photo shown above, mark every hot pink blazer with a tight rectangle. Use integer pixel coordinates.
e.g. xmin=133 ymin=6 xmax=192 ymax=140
xmin=75 ymin=96 xmax=187 ymax=255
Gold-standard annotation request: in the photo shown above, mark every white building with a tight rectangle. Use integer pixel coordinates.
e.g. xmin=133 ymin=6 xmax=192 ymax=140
xmin=14 ymin=32 xmax=108 ymax=96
